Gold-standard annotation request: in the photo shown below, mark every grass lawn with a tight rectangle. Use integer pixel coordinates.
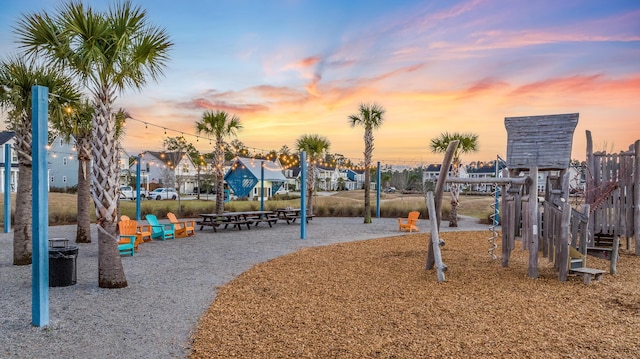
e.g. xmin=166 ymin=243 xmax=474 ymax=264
xmin=0 ymin=190 xmax=495 ymax=226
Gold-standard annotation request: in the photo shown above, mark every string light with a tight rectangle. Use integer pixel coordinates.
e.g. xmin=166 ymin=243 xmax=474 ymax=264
xmin=45 ymin=91 xmax=437 ymax=171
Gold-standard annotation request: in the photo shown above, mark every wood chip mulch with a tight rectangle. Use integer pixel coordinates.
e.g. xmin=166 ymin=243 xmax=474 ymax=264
xmin=188 ymin=231 xmax=640 ymax=358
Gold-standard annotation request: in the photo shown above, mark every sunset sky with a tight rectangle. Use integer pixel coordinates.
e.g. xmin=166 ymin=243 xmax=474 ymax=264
xmin=1 ymin=0 xmax=638 ymax=167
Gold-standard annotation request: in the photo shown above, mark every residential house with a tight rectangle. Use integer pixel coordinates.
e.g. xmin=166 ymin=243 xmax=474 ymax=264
xmin=282 ymin=166 xmax=300 ymax=192
xmin=343 ymin=168 xmax=364 ymax=190
xmin=465 ymin=161 xmax=506 ymax=193
xmin=315 ymin=165 xmax=343 ymax=191
xmin=422 ymin=164 xmax=469 ymax=192
xmin=132 ymin=151 xmax=199 ymax=194
xmin=0 ymin=131 xmax=18 ymax=193
xmin=47 ymin=135 xmax=79 ymax=190
xmin=224 ymin=157 xmax=287 ymax=200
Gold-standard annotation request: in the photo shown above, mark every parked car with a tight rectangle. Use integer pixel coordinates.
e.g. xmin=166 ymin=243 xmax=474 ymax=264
xmin=384 ymin=187 xmax=397 ymax=193
xmin=119 ymin=186 xmax=150 ymax=200
xmin=149 ymin=187 xmax=179 ymax=200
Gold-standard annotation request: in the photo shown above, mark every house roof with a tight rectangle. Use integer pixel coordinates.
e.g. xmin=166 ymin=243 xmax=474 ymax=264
xmin=505 ymin=113 xmax=578 ymax=170
xmin=227 ymin=157 xmax=287 ymax=181
xmin=424 ymin=164 xmax=454 ymax=172
xmin=0 ymin=131 xmax=15 ymax=146
xmin=142 ymin=151 xmax=195 ymax=168
xmin=467 ymin=161 xmax=507 ymax=174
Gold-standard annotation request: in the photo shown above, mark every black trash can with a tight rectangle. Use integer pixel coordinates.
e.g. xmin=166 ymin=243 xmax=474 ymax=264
xmin=48 ymin=239 xmax=78 ymax=287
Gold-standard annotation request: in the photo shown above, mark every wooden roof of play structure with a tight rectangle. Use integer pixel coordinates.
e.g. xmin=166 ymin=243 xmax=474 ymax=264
xmin=504 ymin=113 xmax=579 ymax=170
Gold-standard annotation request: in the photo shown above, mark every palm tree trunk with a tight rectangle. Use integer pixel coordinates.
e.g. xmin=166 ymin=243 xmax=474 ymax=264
xmin=449 ymin=160 xmax=461 ymax=227
xmin=306 ymin=164 xmax=315 ymax=216
xmin=214 ymin=139 xmax=225 ymax=214
xmin=76 ymin=137 xmax=92 ymax=243
xmin=92 ymin=84 xmax=127 ymax=288
xmin=12 ymin=115 xmax=33 ymax=265
xmin=13 ymin=163 xmax=32 ymax=265
xmin=363 ymin=128 xmax=373 ymax=224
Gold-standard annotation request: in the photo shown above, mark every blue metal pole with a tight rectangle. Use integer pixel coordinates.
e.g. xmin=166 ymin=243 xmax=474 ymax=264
xmin=260 ymin=161 xmax=264 ymax=212
xmin=376 ymin=161 xmax=381 ymax=218
xmin=136 ymin=156 xmax=141 ymax=221
xmin=31 ymin=85 xmax=49 ymax=327
xmin=300 ymin=151 xmax=307 ymax=239
xmin=4 ymin=143 xmax=11 ymax=233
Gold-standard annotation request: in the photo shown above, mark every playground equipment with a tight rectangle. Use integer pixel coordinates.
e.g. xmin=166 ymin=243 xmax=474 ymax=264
xmin=584 ymin=131 xmax=639 ymax=258
xmin=427 ymin=113 xmax=618 ymax=282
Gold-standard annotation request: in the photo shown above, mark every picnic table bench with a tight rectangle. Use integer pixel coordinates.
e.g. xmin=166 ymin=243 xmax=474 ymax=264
xmin=274 ymin=208 xmax=315 ymax=224
xmin=198 ymin=211 xmax=277 ymax=231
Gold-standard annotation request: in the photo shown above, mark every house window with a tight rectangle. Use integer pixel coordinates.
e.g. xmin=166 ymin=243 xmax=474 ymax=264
xmin=63 ymin=176 xmax=67 ymax=183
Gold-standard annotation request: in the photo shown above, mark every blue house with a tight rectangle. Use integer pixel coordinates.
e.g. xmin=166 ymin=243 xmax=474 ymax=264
xmin=224 ymin=157 xmax=287 ymax=200
xmin=344 ymin=169 xmax=365 ymax=190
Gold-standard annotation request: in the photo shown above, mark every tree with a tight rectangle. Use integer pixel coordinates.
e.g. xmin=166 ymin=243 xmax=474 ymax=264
xmin=430 ymin=132 xmax=479 ymax=227
xmin=16 ymin=1 xmax=173 ymax=287
xmin=348 ymin=103 xmax=385 ymax=223
xmin=0 ymin=56 xmax=80 ymax=264
xmin=51 ymin=98 xmax=94 ymax=243
xmin=295 ymin=134 xmax=330 ymax=216
xmin=196 ymin=110 xmax=242 ymax=214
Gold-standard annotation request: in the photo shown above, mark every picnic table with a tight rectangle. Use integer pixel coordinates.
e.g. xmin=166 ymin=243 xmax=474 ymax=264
xmin=274 ymin=208 xmax=314 ymax=224
xmin=197 ymin=211 xmax=278 ymax=231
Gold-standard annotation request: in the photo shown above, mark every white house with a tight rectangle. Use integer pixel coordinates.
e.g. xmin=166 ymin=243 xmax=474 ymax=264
xmin=422 ymin=163 xmax=469 ymax=192
xmin=131 ymin=150 xmax=199 ymax=194
xmin=0 ymin=131 xmax=18 ymax=193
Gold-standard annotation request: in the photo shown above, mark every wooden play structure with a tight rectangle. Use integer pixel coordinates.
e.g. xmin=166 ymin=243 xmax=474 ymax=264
xmin=426 ymin=113 xmax=632 ymax=283
xmin=584 ymin=131 xmax=640 ymax=258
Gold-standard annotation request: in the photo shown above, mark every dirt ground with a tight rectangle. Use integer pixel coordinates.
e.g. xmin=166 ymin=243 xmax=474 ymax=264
xmin=188 ymin=231 xmax=640 ymax=358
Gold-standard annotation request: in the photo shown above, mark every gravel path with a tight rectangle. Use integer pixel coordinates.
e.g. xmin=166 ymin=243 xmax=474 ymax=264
xmin=0 ymin=216 xmax=490 ymax=358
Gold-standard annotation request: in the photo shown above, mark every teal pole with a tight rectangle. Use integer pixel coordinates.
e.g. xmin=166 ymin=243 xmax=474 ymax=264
xmin=135 ymin=156 xmax=141 ymax=220
xmin=376 ymin=161 xmax=381 ymax=218
xmin=4 ymin=143 xmax=11 ymax=232
xmin=260 ymin=161 xmax=264 ymax=212
xmin=300 ymin=151 xmax=306 ymax=239
xmin=31 ymin=85 xmax=49 ymax=326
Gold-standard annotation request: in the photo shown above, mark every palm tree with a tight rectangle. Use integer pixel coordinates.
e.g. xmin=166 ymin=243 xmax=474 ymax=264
xmin=295 ymin=134 xmax=330 ymax=216
xmin=348 ymin=103 xmax=385 ymax=223
xmin=430 ymin=132 xmax=479 ymax=227
xmin=196 ymin=110 xmax=242 ymax=214
xmin=51 ymin=99 xmax=94 ymax=244
xmin=0 ymin=56 xmax=80 ymax=265
xmin=15 ymin=1 xmax=173 ymax=287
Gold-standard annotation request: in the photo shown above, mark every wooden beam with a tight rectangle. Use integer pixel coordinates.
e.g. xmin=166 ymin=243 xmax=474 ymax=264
xmin=528 ymin=166 xmax=539 ymax=278
xmin=558 ymin=202 xmax=571 ymax=281
xmin=445 ymin=177 xmax=528 ymax=185
xmin=433 ymin=140 xmax=458 ymax=231
xmin=425 ymin=191 xmax=445 ymax=282
xmin=635 ymin=140 xmax=640 ymax=256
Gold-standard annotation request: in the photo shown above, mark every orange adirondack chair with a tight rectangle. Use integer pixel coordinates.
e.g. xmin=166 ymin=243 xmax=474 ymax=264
xmin=167 ymin=212 xmax=196 ymax=238
xmin=398 ymin=211 xmax=420 ymax=232
xmin=120 ymin=215 xmax=152 ymax=243
xmin=118 ymin=219 xmax=142 ymax=253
